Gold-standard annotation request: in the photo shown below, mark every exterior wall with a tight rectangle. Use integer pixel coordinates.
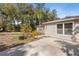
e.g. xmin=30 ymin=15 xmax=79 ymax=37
xmin=44 ymin=21 xmax=74 ymax=41
xmin=37 ymin=25 xmax=45 ymax=35
xmin=44 ymin=23 xmax=57 ymax=36
xmin=36 ymin=19 xmax=79 ymax=42
xmin=74 ymin=20 xmax=79 ymax=42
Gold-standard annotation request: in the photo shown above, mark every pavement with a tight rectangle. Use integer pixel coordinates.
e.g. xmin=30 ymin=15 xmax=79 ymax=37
xmin=0 ymin=35 xmax=78 ymax=56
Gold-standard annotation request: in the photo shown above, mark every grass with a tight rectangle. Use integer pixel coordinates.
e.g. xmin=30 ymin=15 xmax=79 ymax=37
xmin=0 ymin=32 xmax=39 ymax=51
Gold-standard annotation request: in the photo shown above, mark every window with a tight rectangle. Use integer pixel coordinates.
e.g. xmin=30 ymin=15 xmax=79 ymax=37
xmin=64 ymin=23 xmax=72 ymax=35
xmin=57 ymin=24 xmax=63 ymax=34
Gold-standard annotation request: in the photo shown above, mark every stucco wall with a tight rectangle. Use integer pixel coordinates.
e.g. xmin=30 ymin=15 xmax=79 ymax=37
xmin=74 ymin=20 xmax=79 ymax=42
xmin=43 ymin=21 xmax=73 ymax=41
xmin=43 ymin=19 xmax=79 ymax=42
xmin=44 ymin=23 xmax=57 ymax=36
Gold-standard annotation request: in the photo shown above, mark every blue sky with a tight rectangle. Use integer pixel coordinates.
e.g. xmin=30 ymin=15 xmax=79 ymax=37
xmin=45 ymin=3 xmax=79 ymax=18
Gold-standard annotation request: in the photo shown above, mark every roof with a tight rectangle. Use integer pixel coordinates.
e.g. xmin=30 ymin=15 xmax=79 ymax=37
xmin=43 ymin=17 xmax=79 ymax=25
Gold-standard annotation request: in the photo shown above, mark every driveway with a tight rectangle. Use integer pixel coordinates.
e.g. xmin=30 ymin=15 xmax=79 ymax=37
xmin=0 ymin=36 xmax=79 ymax=56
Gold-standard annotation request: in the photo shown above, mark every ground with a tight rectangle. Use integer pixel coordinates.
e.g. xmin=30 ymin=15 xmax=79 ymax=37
xmin=0 ymin=32 xmax=38 ymax=51
xmin=0 ymin=35 xmax=79 ymax=56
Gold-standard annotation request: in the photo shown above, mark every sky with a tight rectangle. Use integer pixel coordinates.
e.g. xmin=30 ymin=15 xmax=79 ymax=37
xmin=45 ymin=3 xmax=79 ymax=18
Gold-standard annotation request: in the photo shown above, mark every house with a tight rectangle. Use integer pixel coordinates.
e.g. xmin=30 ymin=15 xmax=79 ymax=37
xmin=41 ymin=16 xmax=79 ymax=41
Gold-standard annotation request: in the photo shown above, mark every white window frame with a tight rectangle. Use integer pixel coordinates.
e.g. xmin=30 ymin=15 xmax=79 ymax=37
xmin=56 ymin=21 xmax=74 ymax=36
xmin=57 ymin=24 xmax=63 ymax=34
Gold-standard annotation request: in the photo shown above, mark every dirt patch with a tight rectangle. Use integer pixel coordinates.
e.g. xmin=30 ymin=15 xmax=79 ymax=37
xmin=0 ymin=32 xmax=39 ymax=52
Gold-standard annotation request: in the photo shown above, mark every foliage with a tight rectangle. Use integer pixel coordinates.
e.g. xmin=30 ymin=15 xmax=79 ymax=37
xmin=0 ymin=23 xmax=3 ymax=31
xmin=18 ymin=35 xmax=26 ymax=40
xmin=14 ymin=24 xmax=21 ymax=32
xmin=0 ymin=3 xmax=58 ymax=32
xmin=20 ymin=24 xmax=32 ymax=38
xmin=31 ymin=30 xmax=41 ymax=38
xmin=6 ymin=23 xmax=15 ymax=32
xmin=20 ymin=24 xmax=32 ymax=32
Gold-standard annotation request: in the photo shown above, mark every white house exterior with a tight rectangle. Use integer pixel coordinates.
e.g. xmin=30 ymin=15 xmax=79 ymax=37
xmin=41 ymin=17 xmax=79 ymax=41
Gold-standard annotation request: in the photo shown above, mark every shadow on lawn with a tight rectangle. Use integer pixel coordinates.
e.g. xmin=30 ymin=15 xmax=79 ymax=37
xmin=7 ymin=49 xmax=27 ymax=56
xmin=55 ymin=40 xmax=79 ymax=56
xmin=0 ymin=43 xmax=32 ymax=56
xmin=0 ymin=43 xmax=25 ymax=52
xmin=0 ymin=44 xmax=34 ymax=56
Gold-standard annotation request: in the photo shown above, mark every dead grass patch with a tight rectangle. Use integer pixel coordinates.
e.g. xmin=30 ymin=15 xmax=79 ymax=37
xmin=0 ymin=32 xmax=40 ymax=51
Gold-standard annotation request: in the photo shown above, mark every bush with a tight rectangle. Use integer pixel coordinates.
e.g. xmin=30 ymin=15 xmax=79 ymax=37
xmin=31 ymin=30 xmax=41 ymax=39
xmin=20 ymin=24 xmax=32 ymax=38
xmin=0 ymin=23 xmax=3 ymax=31
xmin=19 ymin=34 xmax=27 ymax=40
xmin=18 ymin=35 xmax=26 ymax=40
xmin=6 ymin=23 xmax=15 ymax=32
xmin=20 ymin=24 xmax=32 ymax=33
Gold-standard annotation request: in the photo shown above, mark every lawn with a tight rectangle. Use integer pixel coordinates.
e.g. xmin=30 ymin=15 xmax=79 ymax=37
xmin=0 ymin=32 xmax=39 ymax=51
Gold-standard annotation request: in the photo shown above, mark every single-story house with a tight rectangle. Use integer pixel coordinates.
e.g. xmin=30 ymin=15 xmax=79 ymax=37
xmin=39 ymin=16 xmax=79 ymax=41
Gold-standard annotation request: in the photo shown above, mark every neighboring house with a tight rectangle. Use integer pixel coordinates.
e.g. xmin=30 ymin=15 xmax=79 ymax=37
xmin=39 ymin=16 xmax=79 ymax=41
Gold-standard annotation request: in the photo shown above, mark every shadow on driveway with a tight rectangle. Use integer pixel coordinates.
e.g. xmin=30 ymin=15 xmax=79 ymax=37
xmin=55 ymin=40 xmax=79 ymax=56
xmin=0 ymin=45 xmax=33 ymax=56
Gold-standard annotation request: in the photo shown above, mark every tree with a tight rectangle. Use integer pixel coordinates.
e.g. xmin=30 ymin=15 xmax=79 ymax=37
xmin=34 ymin=3 xmax=45 ymax=25
xmin=34 ymin=4 xmax=58 ymax=24
xmin=52 ymin=9 xmax=57 ymax=20
xmin=0 ymin=4 xmax=19 ymax=31
xmin=16 ymin=3 xmax=33 ymax=23
xmin=35 ymin=3 xmax=45 ymax=10
xmin=6 ymin=23 xmax=15 ymax=32
xmin=0 ymin=3 xmax=58 ymax=32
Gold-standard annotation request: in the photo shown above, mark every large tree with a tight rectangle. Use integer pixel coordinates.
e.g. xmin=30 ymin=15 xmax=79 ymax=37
xmin=0 ymin=4 xmax=20 ymax=31
xmin=0 ymin=3 xmax=58 ymax=32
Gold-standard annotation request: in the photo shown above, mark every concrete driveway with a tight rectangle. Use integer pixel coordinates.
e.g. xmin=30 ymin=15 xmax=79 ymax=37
xmin=0 ymin=36 xmax=78 ymax=56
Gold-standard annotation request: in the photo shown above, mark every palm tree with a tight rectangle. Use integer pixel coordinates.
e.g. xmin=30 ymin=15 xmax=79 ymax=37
xmin=34 ymin=3 xmax=45 ymax=25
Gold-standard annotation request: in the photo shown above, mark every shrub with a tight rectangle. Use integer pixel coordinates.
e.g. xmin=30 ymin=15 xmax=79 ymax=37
xmin=20 ymin=24 xmax=32 ymax=32
xmin=0 ymin=23 xmax=3 ymax=31
xmin=20 ymin=24 xmax=32 ymax=38
xmin=31 ymin=30 xmax=41 ymax=39
xmin=14 ymin=24 xmax=21 ymax=32
xmin=6 ymin=23 xmax=15 ymax=32
xmin=18 ymin=35 xmax=26 ymax=40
